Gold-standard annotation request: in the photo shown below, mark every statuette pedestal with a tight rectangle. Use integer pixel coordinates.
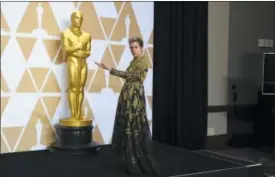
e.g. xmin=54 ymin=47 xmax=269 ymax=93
xmin=49 ymin=124 xmax=100 ymax=154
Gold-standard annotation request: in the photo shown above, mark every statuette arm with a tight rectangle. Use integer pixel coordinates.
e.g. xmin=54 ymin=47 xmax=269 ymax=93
xmin=84 ymin=35 xmax=92 ymax=58
xmin=61 ymin=32 xmax=80 ymax=53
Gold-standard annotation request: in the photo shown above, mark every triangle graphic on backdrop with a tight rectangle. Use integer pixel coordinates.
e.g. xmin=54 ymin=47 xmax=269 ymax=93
xmin=1 ymin=36 xmax=10 ymax=56
xmin=147 ymin=96 xmax=153 ymax=109
xmin=29 ymin=68 xmax=49 ymax=90
xmin=148 ymin=120 xmax=152 ymax=129
xmin=17 ymin=2 xmax=60 ymax=36
xmin=110 ymin=45 xmax=125 ymax=64
xmin=93 ymin=125 xmax=104 ymax=144
xmin=42 ymin=71 xmax=61 ymax=92
xmin=109 ymin=136 xmax=113 ymax=144
xmin=2 ymin=127 xmax=23 ymax=152
xmin=81 ymin=99 xmax=94 ymax=120
xmin=101 ymin=47 xmax=123 ymax=93
xmin=16 ymin=70 xmax=37 ymax=92
xmin=85 ymin=69 xmax=95 ymax=91
xmin=1 ymin=72 xmax=10 ymax=92
xmin=110 ymin=2 xmax=142 ymax=42
xmin=29 ymin=98 xmax=46 ymax=120
xmin=1 ymin=9 xmax=10 ymax=32
xmin=43 ymin=39 xmax=61 ymax=62
xmin=78 ymin=2 xmax=105 ymax=40
xmin=147 ymin=47 xmax=153 ymax=62
xmin=16 ymin=37 xmax=37 ymax=61
xmin=1 ymin=97 xmax=10 ymax=117
xmin=89 ymin=68 xmax=105 ymax=92
xmin=100 ymin=17 xmax=116 ymax=38
xmin=42 ymin=96 xmax=61 ymax=119
xmin=73 ymin=2 xmax=81 ymax=8
xmin=27 ymin=39 xmax=52 ymax=67
xmin=144 ymin=48 xmax=153 ymax=68
xmin=148 ymin=31 xmax=153 ymax=45
xmin=1 ymin=134 xmax=10 ymax=153
xmin=114 ymin=2 xmax=124 ymax=13
xmin=101 ymin=47 xmax=118 ymax=68
xmin=89 ymin=47 xmax=122 ymax=92
xmin=15 ymin=99 xmax=55 ymax=152
xmin=54 ymin=48 xmax=65 ymax=64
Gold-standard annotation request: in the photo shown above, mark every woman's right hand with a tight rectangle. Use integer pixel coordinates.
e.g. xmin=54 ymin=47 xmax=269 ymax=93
xmin=95 ymin=62 xmax=110 ymax=71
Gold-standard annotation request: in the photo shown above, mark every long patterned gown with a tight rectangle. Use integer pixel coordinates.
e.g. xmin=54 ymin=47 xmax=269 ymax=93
xmin=110 ymin=56 xmax=160 ymax=176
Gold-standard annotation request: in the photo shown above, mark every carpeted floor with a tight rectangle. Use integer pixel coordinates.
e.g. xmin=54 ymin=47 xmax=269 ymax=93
xmin=0 ymin=142 xmax=255 ymax=177
xmin=212 ymin=147 xmax=275 ymax=177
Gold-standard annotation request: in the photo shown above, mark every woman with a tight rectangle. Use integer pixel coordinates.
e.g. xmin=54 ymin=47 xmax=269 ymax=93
xmin=96 ymin=37 xmax=160 ymax=176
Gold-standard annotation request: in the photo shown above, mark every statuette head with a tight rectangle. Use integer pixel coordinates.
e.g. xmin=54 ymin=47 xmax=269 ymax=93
xmin=71 ymin=11 xmax=83 ymax=27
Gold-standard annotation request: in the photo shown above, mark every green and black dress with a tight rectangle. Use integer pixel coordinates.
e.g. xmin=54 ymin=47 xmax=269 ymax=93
xmin=110 ymin=56 xmax=160 ymax=176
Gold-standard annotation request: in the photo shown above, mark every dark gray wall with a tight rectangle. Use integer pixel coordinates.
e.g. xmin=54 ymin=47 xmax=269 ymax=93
xmin=207 ymin=2 xmax=275 ymax=137
xmin=228 ymin=2 xmax=275 ymax=105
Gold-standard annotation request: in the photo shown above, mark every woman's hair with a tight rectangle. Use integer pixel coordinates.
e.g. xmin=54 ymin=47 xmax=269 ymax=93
xmin=128 ymin=37 xmax=144 ymax=48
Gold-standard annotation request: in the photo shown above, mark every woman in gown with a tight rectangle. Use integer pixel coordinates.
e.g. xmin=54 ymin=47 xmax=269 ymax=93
xmin=96 ymin=37 xmax=160 ymax=176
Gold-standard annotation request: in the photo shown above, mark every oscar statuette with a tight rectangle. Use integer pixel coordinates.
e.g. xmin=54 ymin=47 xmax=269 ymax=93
xmin=49 ymin=11 xmax=100 ymax=154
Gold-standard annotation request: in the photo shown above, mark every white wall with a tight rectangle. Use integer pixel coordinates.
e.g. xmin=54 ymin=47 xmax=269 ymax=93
xmin=207 ymin=2 xmax=230 ymax=136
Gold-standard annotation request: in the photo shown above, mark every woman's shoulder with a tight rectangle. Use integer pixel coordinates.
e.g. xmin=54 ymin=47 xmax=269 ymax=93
xmin=132 ymin=56 xmax=147 ymax=65
xmin=136 ymin=56 xmax=148 ymax=69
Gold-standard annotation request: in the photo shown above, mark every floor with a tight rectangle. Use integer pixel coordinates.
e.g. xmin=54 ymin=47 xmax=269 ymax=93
xmin=212 ymin=147 xmax=275 ymax=177
xmin=0 ymin=142 xmax=254 ymax=177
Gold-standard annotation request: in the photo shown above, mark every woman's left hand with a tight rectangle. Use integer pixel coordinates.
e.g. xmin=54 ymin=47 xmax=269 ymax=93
xmin=95 ymin=62 xmax=110 ymax=71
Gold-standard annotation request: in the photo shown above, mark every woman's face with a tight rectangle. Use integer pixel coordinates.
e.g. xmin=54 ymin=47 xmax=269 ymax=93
xmin=130 ymin=42 xmax=143 ymax=57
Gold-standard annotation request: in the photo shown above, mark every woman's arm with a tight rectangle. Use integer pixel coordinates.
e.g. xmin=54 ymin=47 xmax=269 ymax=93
xmin=110 ymin=65 xmax=148 ymax=81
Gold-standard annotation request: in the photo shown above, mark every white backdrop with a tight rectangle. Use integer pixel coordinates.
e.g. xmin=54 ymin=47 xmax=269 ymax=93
xmin=1 ymin=2 xmax=154 ymax=153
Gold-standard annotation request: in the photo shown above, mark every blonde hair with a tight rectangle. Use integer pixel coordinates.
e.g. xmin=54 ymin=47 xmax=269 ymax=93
xmin=128 ymin=37 xmax=144 ymax=48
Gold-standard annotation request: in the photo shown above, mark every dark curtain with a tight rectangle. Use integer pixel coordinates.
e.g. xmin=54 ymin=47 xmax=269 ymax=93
xmin=152 ymin=2 xmax=208 ymax=150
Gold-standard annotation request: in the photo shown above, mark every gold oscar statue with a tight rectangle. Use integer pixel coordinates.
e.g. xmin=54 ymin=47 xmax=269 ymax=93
xmin=59 ymin=11 xmax=92 ymax=127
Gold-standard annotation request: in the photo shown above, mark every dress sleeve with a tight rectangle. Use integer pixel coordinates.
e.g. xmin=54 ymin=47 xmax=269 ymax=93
xmin=110 ymin=61 xmax=148 ymax=82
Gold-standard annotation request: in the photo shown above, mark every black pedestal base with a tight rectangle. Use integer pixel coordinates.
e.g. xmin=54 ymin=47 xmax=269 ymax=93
xmin=49 ymin=141 xmax=100 ymax=155
xmin=48 ymin=124 xmax=101 ymax=155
